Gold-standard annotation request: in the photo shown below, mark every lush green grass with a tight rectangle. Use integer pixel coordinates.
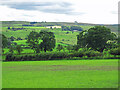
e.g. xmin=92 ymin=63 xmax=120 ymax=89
xmin=2 ymin=60 xmax=118 ymax=88
xmin=80 ymin=25 xmax=93 ymax=30
xmin=13 ymin=40 xmax=28 ymax=45
xmin=2 ymin=30 xmax=32 ymax=39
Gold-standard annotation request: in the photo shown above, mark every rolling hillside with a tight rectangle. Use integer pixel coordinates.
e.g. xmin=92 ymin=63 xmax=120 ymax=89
xmin=1 ymin=21 xmax=118 ymax=45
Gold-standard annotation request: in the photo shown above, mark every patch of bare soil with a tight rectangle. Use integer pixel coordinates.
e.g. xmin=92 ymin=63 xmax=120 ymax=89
xmin=3 ymin=65 xmax=118 ymax=71
xmin=51 ymin=65 xmax=118 ymax=71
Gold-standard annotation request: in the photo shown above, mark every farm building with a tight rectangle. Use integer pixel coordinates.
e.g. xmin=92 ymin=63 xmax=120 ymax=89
xmin=46 ymin=26 xmax=61 ymax=28
xmin=73 ymin=30 xmax=78 ymax=32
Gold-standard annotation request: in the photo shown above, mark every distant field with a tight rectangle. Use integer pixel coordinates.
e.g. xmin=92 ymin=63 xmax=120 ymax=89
xmin=2 ymin=60 xmax=118 ymax=88
xmin=13 ymin=40 xmax=28 ymax=45
xmin=2 ymin=28 xmax=79 ymax=45
xmin=80 ymin=25 xmax=93 ymax=30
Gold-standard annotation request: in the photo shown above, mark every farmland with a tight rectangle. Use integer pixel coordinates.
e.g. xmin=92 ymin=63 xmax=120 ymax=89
xmin=2 ymin=26 xmax=79 ymax=45
xmin=2 ymin=60 xmax=118 ymax=88
xmin=1 ymin=21 xmax=119 ymax=88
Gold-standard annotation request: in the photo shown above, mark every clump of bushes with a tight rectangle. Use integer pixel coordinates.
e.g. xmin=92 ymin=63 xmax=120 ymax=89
xmin=70 ymin=51 xmax=85 ymax=57
xmin=5 ymin=52 xmax=69 ymax=61
xmin=51 ymin=52 xmax=69 ymax=59
xmin=85 ymin=50 xmax=102 ymax=57
xmin=5 ymin=53 xmax=13 ymax=61
xmin=109 ymin=48 xmax=120 ymax=56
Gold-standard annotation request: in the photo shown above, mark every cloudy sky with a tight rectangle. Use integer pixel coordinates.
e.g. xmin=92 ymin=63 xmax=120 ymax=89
xmin=0 ymin=0 xmax=119 ymax=24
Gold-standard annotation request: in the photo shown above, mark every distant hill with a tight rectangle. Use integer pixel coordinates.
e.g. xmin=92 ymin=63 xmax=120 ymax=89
xmin=1 ymin=21 xmax=118 ymax=45
xmin=1 ymin=21 xmax=118 ymax=34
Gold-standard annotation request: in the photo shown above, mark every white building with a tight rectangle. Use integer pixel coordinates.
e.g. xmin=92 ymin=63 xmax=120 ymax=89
xmin=46 ymin=26 xmax=61 ymax=29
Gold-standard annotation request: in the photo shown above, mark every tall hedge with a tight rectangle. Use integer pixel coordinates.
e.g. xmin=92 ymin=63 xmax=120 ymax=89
xmin=5 ymin=50 xmax=103 ymax=61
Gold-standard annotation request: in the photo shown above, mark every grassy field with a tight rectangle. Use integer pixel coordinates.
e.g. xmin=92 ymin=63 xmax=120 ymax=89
xmin=2 ymin=59 xmax=118 ymax=88
xmin=2 ymin=28 xmax=79 ymax=45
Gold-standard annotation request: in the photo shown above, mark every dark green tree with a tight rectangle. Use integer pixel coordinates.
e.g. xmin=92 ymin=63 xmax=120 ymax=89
xmin=16 ymin=45 xmax=23 ymax=54
xmin=70 ymin=26 xmax=83 ymax=31
xmin=77 ymin=26 xmax=117 ymax=52
xmin=2 ymin=34 xmax=8 ymax=48
xmin=26 ymin=31 xmax=41 ymax=53
xmin=77 ymin=30 xmax=88 ymax=48
xmin=27 ymin=31 xmax=56 ymax=53
xmin=39 ymin=31 xmax=56 ymax=52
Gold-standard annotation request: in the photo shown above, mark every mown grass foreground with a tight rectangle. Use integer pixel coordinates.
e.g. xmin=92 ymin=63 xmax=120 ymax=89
xmin=2 ymin=59 xmax=118 ymax=88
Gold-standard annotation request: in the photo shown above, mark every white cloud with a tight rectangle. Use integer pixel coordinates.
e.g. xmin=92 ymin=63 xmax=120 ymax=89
xmin=0 ymin=0 xmax=119 ymax=24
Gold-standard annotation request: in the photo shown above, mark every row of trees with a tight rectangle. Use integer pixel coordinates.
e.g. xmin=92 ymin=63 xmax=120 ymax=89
xmin=9 ymin=36 xmax=23 ymax=41
xmin=62 ymin=26 xmax=83 ymax=31
xmin=8 ymin=27 xmax=25 ymax=31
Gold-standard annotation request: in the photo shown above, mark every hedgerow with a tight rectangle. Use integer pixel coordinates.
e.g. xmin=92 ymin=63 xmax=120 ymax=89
xmin=5 ymin=50 xmax=105 ymax=61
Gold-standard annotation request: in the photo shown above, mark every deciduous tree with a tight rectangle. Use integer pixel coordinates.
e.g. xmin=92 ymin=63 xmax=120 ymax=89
xmin=77 ymin=26 xmax=117 ymax=52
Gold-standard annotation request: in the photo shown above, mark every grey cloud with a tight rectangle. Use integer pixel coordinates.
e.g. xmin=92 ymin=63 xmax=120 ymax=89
xmin=1 ymin=2 xmax=56 ymax=10
xmin=1 ymin=2 xmax=71 ymax=14
xmin=0 ymin=1 xmax=85 ymax=15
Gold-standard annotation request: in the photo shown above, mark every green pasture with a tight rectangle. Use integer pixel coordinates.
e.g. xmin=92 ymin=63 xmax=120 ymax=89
xmin=2 ymin=30 xmax=32 ymax=39
xmin=2 ymin=28 xmax=79 ymax=45
xmin=13 ymin=40 xmax=28 ymax=45
xmin=2 ymin=25 xmax=95 ymax=45
xmin=80 ymin=25 xmax=93 ymax=30
xmin=2 ymin=60 xmax=118 ymax=88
